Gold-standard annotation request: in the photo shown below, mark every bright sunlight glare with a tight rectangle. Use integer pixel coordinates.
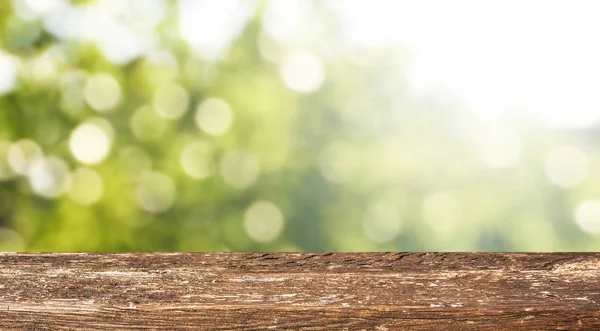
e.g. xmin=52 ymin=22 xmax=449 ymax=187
xmin=331 ymin=0 xmax=600 ymax=129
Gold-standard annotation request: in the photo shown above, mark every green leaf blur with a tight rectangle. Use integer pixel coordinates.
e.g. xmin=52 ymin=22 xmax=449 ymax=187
xmin=0 ymin=0 xmax=598 ymax=252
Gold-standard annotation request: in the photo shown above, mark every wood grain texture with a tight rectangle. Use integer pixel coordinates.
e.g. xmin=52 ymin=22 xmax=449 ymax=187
xmin=0 ymin=253 xmax=599 ymax=330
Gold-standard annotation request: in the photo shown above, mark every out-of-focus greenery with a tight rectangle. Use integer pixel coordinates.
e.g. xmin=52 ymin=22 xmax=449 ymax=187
xmin=0 ymin=0 xmax=599 ymax=252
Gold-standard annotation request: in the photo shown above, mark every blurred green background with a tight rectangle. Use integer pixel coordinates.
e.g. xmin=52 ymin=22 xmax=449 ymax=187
xmin=1 ymin=0 xmax=599 ymax=251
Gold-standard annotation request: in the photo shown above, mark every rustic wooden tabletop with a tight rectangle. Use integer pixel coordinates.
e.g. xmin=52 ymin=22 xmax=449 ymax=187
xmin=0 ymin=253 xmax=598 ymax=330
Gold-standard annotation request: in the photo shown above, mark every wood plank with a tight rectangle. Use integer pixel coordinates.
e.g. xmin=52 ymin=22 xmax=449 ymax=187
xmin=0 ymin=253 xmax=598 ymax=330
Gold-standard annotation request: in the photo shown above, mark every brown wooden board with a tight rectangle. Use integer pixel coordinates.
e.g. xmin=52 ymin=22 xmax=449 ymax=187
xmin=0 ymin=253 xmax=599 ymax=330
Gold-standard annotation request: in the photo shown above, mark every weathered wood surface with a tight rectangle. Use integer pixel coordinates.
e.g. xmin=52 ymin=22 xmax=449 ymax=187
xmin=0 ymin=253 xmax=599 ymax=330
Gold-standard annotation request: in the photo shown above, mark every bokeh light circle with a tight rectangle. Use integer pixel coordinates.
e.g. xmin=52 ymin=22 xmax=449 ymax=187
xmin=136 ymin=171 xmax=177 ymax=213
xmin=244 ymin=200 xmax=285 ymax=243
xmin=28 ymin=156 xmax=71 ymax=199
xmin=195 ymin=97 xmax=234 ymax=136
xmin=68 ymin=168 xmax=103 ymax=206
xmin=84 ymin=73 xmax=122 ymax=112
xmin=180 ymin=141 xmax=215 ymax=180
xmin=69 ymin=120 xmax=113 ymax=165
xmin=8 ymin=139 xmax=43 ymax=175
xmin=153 ymin=83 xmax=190 ymax=119
xmin=219 ymin=150 xmax=260 ymax=189
xmin=575 ymin=200 xmax=600 ymax=234
xmin=0 ymin=228 xmax=25 ymax=251
xmin=0 ymin=142 xmax=17 ymax=180
xmin=0 ymin=51 xmax=19 ymax=95
xmin=280 ymin=51 xmax=325 ymax=93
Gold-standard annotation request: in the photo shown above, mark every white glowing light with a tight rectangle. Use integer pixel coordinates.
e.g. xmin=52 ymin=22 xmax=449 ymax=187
xmin=262 ymin=0 xmax=306 ymax=43
xmin=136 ymin=171 xmax=176 ymax=213
xmin=69 ymin=120 xmax=113 ymax=165
xmin=28 ymin=156 xmax=71 ymax=199
xmin=575 ymin=200 xmax=600 ymax=234
xmin=181 ymin=141 xmax=215 ymax=180
xmin=545 ymin=145 xmax=588 ymax=189
xmin=325 ymin=0 xmax=413 ymax=49
xmin=279 ymin=51 xmax=325 ymax=93
xmin=96 ymin=23 xmax=152 ymax=65
xmin=478 ymin=127 xmax=522 ymax=169
xmin=7 ymin=139 xmax=43 ymax=174
xmin=43 ymin=0 xmax=165 ymax=64
xmin=22 ymin=0 xmax=64 ymax=16
xmin=92 ymin=0 xmax=165 ymax=64
xmin=329 ymin=0 xmax=600 ymax=128
xmin=219 ymin=150 xmax=260 ymax=189
xmin=244 ymin=200 xmax=285 ymax=243
xmin=130 ymin=0 xmax=168 ymax=27
xmin=262 ymin=0 xmax=325 ymax=48
xmin=153 ymin=83 xmax=189 ymax=119
xmin=0 ymin=51 xmax=19 ymax=95
xmin=178 ymin=0 xmax=257 ymax=59
xmin=84 ymin=73 xmax=122 ymax=112
xmin=362 ymin=200 xmax=402 ymax=243
xmin=68 ymin=168 xmax=103 ymax=206
xmin=195 ymin=98 xmax=234 ymax=136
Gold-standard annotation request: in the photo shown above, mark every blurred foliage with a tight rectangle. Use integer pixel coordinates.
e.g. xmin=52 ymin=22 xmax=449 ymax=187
xmin=0 ymin=0 xmax=599 ymax=252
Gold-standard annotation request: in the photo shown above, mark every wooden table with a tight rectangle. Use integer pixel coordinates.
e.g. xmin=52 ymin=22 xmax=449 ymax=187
xmin=0 ymin=253 xmax=598 ymax=330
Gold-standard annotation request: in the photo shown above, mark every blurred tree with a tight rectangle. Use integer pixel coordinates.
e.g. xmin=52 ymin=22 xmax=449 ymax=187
xmin=0 ymin=0 xmax=597 ymax=252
